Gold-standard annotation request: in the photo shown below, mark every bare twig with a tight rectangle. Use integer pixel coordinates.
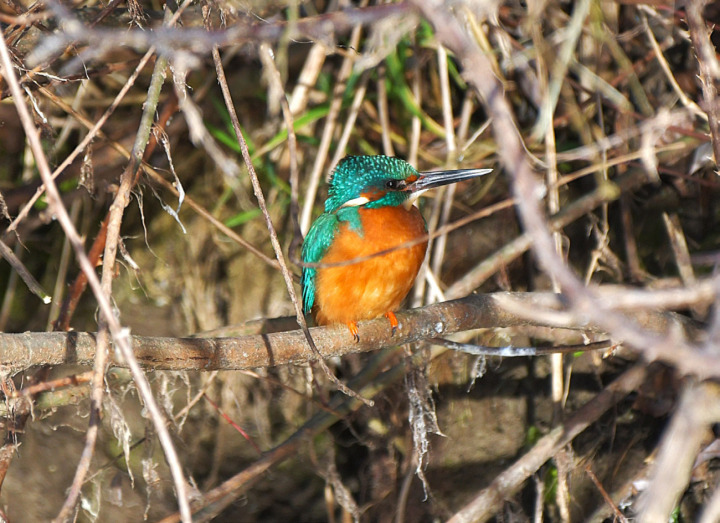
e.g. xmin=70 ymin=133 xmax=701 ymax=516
xmin=531 ymin=14 xmax=569 ymax=509
xmin=0 ymin=237 xmax=49 ymax=303
xmin=289 ymin=42 xmax=327 ymax=115
xmin=530 ymin=0 xmax=592 ymax=140
xmin=377 ymin=66 xmax=395 ymax=157
xmin=426 ymin=43 xmax=458 ymax=303
xmin=643 ymin=13 xmax=705 ymax=119
xmin=328 ymin=70 xmax=370 ymax=169
xmin=253 ymin=37 xmax=302 ymax=260
xmin=662 ymin=213 xmax=695 ymax=284
xmin=53 ymin=24 xmax=180 ymax=521
xmin=214 ymin=36 xmax=371 ymax=404
xmin=585 ymin=464 xmax=629 ymax=523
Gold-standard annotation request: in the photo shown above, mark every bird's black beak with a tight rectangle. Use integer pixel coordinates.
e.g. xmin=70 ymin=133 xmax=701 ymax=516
xmin=407 ymin=167 xmax=493 ymax=193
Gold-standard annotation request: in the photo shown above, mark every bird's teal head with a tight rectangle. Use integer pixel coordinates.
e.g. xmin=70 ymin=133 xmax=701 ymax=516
xmin=324 ymin=155 xmax=493 ymax=214
xmin=324 ymin=156 xmax=419 ymax=213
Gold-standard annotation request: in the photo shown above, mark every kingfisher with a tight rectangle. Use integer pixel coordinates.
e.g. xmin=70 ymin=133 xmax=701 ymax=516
xmin=301 ymin=155 xmax=491 ymax=341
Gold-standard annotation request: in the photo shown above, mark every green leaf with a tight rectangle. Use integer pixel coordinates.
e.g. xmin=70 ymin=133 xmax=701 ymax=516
xmin=224 ymin=208 xmax=263 ymax=228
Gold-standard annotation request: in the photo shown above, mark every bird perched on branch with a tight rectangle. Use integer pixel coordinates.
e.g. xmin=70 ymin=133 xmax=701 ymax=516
xmin=301 ymin=155 xmax=491 ymax=341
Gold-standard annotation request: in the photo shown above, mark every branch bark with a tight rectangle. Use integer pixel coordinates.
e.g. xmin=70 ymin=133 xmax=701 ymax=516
xmin=0 ymin=290 xmax=705 ymax=373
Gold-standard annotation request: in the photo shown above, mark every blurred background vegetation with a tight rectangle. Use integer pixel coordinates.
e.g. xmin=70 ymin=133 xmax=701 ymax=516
xmin=1 ymin=0 xmax=720 ymax=521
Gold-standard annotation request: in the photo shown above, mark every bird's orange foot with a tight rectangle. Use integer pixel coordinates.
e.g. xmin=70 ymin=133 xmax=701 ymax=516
xmin=384 ymin=311 xmax=399 ymax=336
xmin=347 ymin=321 xmax=360 ymax=343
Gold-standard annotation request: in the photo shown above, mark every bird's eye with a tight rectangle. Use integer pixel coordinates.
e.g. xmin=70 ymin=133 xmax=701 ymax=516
xmin=385 ymin=179 xmax=403 ymax=190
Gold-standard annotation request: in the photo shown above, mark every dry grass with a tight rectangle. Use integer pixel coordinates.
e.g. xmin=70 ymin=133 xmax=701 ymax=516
xmin=1 ymin=0 xmax=720 ymax=521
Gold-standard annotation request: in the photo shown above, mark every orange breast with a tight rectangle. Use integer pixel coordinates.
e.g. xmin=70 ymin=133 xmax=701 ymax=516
xmin=313 ymin=205 xmax=428 ymax=326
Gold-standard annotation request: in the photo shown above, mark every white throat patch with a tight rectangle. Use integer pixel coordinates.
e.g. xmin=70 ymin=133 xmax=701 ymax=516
xmin=340 ymin=196 xmax=371 ymax=208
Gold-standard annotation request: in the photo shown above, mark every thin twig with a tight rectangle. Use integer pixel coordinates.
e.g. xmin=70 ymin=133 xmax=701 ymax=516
xmin=377 ymin=65 xmax=395 ymax=157
xmin=585 ymin=464 xmax=629 ymax=523
xmin=0 ymin=237 xmax=49 ymax=302
xmin=328 ymin=70 xmax=370 ymax=169
xmin=288 ymin=42 xmax=327 ymax=115
xmin=427 ymin=43 xmax=458 ymax=302
xmin=642 ymin=13 xmax=705 ymax=120
xmin=252 ymin=34 xmax=303 ymax=283
xmin=214 ymin=37 xmax=371 ymax=405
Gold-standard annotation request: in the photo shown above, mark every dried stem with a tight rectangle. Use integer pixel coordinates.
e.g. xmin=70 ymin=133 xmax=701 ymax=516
xmin=213 ymin=34 xmax=371 ymax=405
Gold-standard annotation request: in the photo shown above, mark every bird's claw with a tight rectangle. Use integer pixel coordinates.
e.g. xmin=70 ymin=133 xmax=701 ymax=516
xmin=384 ymin=311 xmax=399 ymax=337
xmin=348 ymin=321 xmax=360 ymax=343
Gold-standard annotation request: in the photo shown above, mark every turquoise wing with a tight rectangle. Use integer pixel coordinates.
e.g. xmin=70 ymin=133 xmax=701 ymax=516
xmin=301 ymin=213 xmax=340 ymax=314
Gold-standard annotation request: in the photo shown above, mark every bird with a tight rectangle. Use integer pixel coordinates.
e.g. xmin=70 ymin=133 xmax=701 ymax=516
xmin=301 ymin=155 xmax=492 ymax=341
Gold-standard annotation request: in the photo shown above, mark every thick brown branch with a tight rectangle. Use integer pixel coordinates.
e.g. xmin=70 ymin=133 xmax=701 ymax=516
xmin=0 ymin=291 xmax=704 ymax=373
